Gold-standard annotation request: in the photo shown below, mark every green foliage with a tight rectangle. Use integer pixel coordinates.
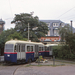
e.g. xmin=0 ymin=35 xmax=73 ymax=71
xmin=11 ymin=13 xmax=48 ymax=42
xmin=55 ymin=24 xmax=75 ymax=60
xmin=0 ymin=28 xmax=27 ymax=55
xmin=6 ymin=32 xmax=27 ymax=41
xmin=0 ymin=28 xmax=15 ymax=55
xmin=0 ymin=13 xmax=48 ymax=55
xmin=53 ymin=44 xmax=75 ymax=60
xmin=59 ymin=24 xmax=71 ymax=41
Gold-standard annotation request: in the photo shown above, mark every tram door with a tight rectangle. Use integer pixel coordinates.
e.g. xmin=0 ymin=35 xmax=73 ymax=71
xmin=34 ymin=45 xmax=39 ymax=57
xmin=21 ymin=44 xmax=26 ymax=59
xmin=17 ymin=45 xmax=21 ymax=60
xmin=17 ymin=44 xmax=26 ymax=60
xmin=16 ymin=45 xmax=20 ymax=59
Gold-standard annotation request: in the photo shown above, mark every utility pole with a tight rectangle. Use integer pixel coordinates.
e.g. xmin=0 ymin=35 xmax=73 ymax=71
xmin=28 ymin=11 xmax=34 ymax=42
xmin=70 ymin=20 xmax=73 ymax=33
xmin=28 ymin=23 xmax=29 ymax=41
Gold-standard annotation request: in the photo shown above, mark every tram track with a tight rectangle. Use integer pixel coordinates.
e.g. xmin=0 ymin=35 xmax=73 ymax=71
xmin=13 ymin=65 xmax=23 ymax=75
xmin=13 ymin=63 xmax=32 ymax=75
xmin=0 ymin=62 xmax=29 ymax=75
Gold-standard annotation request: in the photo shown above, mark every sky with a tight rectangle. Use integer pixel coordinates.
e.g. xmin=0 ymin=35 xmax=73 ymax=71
xmin=0 ymin=0 xmax=75 ymax=30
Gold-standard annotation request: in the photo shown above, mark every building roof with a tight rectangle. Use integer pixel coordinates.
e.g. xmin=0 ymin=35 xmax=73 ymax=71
xmin=40 ymin=20 xmax=63 ymax=23
xmin=40 ymin=20 xmax=64 ymax=27
xmin=40 ymin=20 xmax=75 ymax=33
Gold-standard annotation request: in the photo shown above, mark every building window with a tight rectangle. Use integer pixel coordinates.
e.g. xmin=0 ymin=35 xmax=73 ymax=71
xmin=61 ymin=23 xmax=65 ymax=27
xmin=47 ymin=30 xmax=50 ymax=36
xmin=53 ymin=23 xmax=59 ymax=27
xmin=46 ymin=23 xmax=50 ymax=27
xmin=54 ymin=29 xmax=59 ymax=36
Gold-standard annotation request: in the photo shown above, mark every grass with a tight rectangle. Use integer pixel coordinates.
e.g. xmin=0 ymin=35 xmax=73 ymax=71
xmin=24 ymin=63 xmax=65 ymax=67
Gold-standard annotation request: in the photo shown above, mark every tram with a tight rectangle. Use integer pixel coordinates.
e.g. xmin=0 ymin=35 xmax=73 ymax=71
xmin=45 ymin=44 xmax=58 ymax=57
xmin=4 ymin=40 xmax=44 ymax=63
xmin=4 ymin=40 xmax=58 ymax=63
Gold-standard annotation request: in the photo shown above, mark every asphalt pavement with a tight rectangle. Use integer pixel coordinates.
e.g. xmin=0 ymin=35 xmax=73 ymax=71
xmin=0 ymin=59 xmax=75 ymax=75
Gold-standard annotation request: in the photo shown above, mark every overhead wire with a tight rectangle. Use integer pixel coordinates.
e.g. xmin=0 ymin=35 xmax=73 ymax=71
xmin=4 ymin=0 xmax=14 ymax=21
xmin=56 ymin=6 xmax=75 ymax=19
xmin=7 ymin=0 xmax=14 ymax=19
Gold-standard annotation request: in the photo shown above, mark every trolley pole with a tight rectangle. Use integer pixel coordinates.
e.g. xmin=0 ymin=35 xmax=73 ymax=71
xmin=28 ymin=23 xmax=29 ymax=41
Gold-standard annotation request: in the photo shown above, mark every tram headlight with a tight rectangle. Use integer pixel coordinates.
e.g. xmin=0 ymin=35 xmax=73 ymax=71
xmin=7 ymin=54 xmax=10 ymax=57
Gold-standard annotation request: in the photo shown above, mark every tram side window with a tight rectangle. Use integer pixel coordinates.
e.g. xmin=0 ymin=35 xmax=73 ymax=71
xmin=42 ymin=47 xmax=43 ymax=51
xmin=49 ymin=47 xmax=51 ymax=51
xmin=14 ymin=45 xmax=16 ymax=52
xmin=22 ymin=45 xmax=25 ymax=52
xmin=43 ymin=47 xmax=44 ymax=51
xmin=45 ymin=47 xmax=48 ymax=51
xmin=39 ymin=47 xmax=41 ymax=51
xmin=47 ymin=47 xmax=49 ymax=51
xmin=27 ymin=46 xmax=30 ymax=52
xmin=31 ymin=46 xmax=33 ymax=52
xmin=19 ymin=45 xmax=20 ymax=52
xmin=16 ymin=45 xmax=18 ymax=52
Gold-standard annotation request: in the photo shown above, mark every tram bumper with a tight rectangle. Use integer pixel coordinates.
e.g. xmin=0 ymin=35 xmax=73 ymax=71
xmin=4 ymin=53 xmax=17 ymax=63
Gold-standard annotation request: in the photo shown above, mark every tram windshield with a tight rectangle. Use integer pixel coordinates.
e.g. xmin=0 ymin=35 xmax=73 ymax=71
xmin=4 ymin=44 xmax=14 ymax=52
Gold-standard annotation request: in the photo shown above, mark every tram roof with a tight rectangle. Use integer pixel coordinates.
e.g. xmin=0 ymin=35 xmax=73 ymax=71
xmin=5 ymin=40 xmax=44 ymax=45
xmin=45 ymin=44 xmax=58 ymax=47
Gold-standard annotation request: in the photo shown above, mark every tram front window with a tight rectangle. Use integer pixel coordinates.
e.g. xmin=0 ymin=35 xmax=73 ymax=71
xmin=4 ymin=44 xmax=14 ymax=52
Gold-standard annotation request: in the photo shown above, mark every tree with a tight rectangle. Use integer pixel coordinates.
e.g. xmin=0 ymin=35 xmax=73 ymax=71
xmin=65 ymin=33 xmax=75 ymax=54
xmin=0 ymin=28 xmax=27 ymax=55
xmin=11 ymin=13 xmax=48 ymax=41
xmin=59 ymin=24 xmax=71 ymax=41
xmin=6 ymin=32 xmax=27 ymax=41
xmin=53 ymin=24 xmax=75 ymax=60
xmin=59 ymin=24 xmax=74 ymax=53
xmin=0 ymin=28 xmax=15 ymax=55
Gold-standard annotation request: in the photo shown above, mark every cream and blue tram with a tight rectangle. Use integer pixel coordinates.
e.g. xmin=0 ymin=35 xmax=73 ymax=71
xmin=4 ymin=40 xmax=44 ymax=63
xmin=45 ymin=44 xmax=58 ymax=57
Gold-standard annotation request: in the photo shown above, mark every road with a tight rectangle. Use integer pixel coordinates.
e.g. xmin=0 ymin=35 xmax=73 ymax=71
xmin=0 ymin=60 xmax=75 ymax=75
xmin=15 ymin=65 xmax=75 ymax=75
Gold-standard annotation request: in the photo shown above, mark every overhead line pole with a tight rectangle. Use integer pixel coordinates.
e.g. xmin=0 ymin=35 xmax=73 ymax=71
xmin=28 ymin=11 xmax=34 ymax=42
xmin=28 ymin=23 xmax=29 ymax=41
xmin=70 ymin=20 xmax=73 ymax=33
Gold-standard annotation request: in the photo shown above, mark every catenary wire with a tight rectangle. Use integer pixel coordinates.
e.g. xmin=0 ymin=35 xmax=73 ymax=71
xmin=56 ymin=6 xmax=75 ymax=19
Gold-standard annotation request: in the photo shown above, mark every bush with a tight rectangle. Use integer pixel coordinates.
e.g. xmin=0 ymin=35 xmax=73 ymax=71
xmin=53 ymin=45 xmax=75 ymax=60
xmin=36 ymin=56 xmax=44 ymax=63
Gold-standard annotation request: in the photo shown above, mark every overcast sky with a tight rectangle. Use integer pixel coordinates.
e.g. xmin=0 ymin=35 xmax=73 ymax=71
xmin=0 ymin=0 xmax=75 ymax=30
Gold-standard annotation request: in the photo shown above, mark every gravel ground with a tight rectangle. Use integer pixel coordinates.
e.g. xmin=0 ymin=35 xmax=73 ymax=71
xmin=0 ymin=64 xmax=21 ymax=75
xmin=14 ymin=65 xmax=75 ymax=75
xmin=0 ymin=60 xmax=75 ymax=75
